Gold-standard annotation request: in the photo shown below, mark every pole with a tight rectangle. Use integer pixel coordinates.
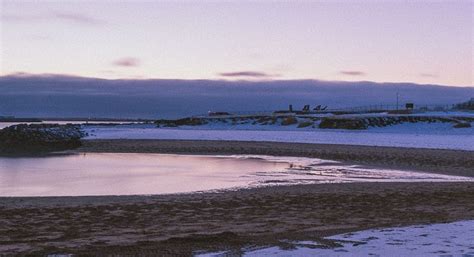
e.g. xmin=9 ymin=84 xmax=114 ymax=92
xmin=396 ymin=92 xmax=399 ymax=111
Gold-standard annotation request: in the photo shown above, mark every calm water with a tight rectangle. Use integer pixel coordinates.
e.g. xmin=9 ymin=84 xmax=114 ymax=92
xmin=0 ymin=153 xmax=471 ymax=197
xmin=0 ymin=120 xmax=136 ymax=129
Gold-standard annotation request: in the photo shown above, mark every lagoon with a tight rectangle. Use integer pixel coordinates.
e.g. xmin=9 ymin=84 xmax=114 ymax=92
xmin=0 ymin=153 xmax=471 ymax=197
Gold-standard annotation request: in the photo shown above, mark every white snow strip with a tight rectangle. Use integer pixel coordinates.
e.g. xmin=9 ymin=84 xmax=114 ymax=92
xmin=197 ymin=220 xmax=474 ymax=257
xmin=339 ymin=111 xmax=474 ymax=118
xmin=84 ymin=123 xmax=474 ymax=151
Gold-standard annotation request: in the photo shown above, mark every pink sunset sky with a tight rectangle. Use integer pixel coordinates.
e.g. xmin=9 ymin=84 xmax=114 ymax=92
xmin=0 ymin=0 xmax=472 ymax=86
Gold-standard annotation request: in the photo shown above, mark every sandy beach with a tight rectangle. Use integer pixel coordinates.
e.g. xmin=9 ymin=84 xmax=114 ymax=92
xmin=1 ymin=182 xmax=473 ymax=255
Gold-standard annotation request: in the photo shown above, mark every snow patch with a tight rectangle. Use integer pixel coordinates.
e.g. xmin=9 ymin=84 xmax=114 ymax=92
xmin=84 ymin=123 xmax=474 ymax=151
xmin=198 ymin=220 xmax=474 ymax=257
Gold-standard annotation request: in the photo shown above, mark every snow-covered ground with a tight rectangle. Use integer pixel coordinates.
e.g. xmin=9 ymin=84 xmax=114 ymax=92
xmin=197 ymin=220 xmax=474 ymax=257
xmin=340 ymin=111 xmax=474 ymax=118
xmin=406 ymin=111 xmax=474 ymax=117
xmin=84 ymin=122 xmax=474 ymax=151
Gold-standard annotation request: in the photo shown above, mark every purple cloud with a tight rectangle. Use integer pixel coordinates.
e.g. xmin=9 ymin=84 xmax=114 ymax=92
xmin=112 ymin=57 xmax=141 ymax=67
xmin=218 ymin=71 xmax=279 ymax=78
xmin=26 ymin=34 xmax=51 ymax=41
xmin=419 ymin=73 xmax=439 ymax=78
xmin=53 ymin=12 xmax=103 ymax=25
xmin=1 ymin=12 xmax=103 ymax=26
xmin=340 ymin=71 xmax=366 ymax=76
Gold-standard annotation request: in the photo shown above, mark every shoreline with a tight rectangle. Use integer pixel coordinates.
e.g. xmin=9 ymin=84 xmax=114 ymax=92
xmin=79 ymin=139 xmax=474 ymax=177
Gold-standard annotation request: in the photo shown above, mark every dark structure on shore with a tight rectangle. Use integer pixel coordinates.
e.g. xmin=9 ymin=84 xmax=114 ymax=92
xmin=455 ymin=98 xmax=474 ymax=110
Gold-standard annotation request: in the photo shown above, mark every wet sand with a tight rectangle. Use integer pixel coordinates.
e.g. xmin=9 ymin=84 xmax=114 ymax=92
xmin=1 ymin=139 xmax=473 ymax=255
xmin=1 ymin=182 xmax=474 ymax=255
xmin=80 ymin=139 xmax=474 ymax=177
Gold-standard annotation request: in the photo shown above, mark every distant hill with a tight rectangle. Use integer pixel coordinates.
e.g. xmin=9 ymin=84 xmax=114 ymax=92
xmin=0 ymin=74 xmax=472 ymax=119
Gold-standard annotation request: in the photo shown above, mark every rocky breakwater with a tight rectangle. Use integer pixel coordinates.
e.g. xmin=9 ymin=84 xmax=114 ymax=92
xmin=319 ymin=115 xmax=474 ymax=130
xmin=319 ymin=117 xmax=368 ymax=130
xmin=155 ymin=115 xmax=320 ymax=128
xmin=154 ymin=114 xmax=473 ymax=130
xmin=0 ymin=124 xmax=85 ymax=154
xmin=155 ymin=117 xmax=208 ymax=127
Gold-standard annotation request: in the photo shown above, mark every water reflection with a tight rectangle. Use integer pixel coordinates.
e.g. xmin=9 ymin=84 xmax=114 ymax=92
xmin=0 ymin=153 xmax=471 ymax=197
xmin=0 ymin=153 xmax=288 ymax=196
xmin=0 ymin=120 xmax=134 ymax=129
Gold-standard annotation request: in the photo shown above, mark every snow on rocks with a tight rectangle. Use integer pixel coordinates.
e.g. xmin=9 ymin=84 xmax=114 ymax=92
xmin=154 ymin=113 xmax=474 ymax=130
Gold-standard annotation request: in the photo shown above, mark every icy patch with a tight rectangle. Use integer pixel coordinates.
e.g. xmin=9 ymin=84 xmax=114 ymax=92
xmin=367 ymin=122 xmax=473 ymax=135
xmin=198 ymin=220 xmax=474 ymax=257
xmin=234 ymin=155 xmax=474 ymax=185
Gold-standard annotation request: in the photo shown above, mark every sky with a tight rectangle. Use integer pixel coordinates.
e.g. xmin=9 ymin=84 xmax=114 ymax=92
xmin=0 ymin=0 xmax=472 ymax=86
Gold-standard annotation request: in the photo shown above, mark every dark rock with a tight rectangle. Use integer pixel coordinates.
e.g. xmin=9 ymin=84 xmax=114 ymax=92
xmin=387 ymin=110 xmax=413 ymax=114
xmin=319 ymin=118 xmax=368 ymax=130
xmin=257 ymin=117 xmax=272 ymax=124
xmin=453 ymin=122 xmax=471 ymax=128
xmin=0 ymin=124 xmax=85 ymax=154
xmin=155 ymin=118 xmax=207 ymax=127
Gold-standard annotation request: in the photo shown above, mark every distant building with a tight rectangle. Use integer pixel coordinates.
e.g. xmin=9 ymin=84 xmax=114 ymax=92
xmin=405 ymin=103 xmax=414 ymax=110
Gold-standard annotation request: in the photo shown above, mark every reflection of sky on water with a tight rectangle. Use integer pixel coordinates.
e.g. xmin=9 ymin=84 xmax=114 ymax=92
xmin=0 ymin=121 xmax=134 ymax=129
xmin=0 ymin=153 xmax=471 ymax=197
